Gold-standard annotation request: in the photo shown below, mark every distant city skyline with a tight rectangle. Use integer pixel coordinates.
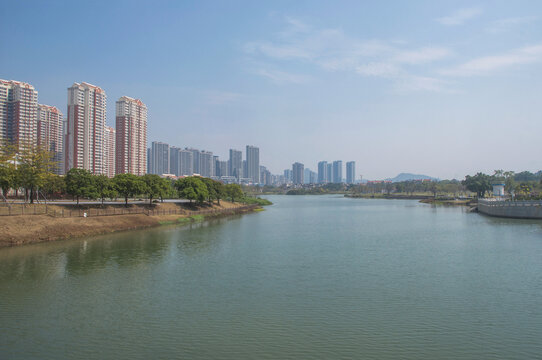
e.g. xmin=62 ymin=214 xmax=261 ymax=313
xmin=2 ymin=1 xmax=542 ymax=179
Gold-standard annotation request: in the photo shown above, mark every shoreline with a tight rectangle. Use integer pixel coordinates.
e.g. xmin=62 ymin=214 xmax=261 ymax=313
xmin=345 ymin=193 xmax=474 ymax=206
xmin=0 ymin=202 xmax=261 ymax=248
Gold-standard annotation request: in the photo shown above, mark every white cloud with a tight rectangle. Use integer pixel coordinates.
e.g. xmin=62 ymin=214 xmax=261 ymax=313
xmin=356 ymin=62 xmax=401 ymax=78
xmin=252 ymin=68 xmax=312 ymax=84
xmin=394 ymin=76 xmax=451 ymax=93
xmin=440 ymin=44 xmax=542 ymax=77
xmin=392 ymin=47 xmax=452 ymax=65
xmin=486 ymin=16 xmax=537 ymax=33
xmin=436 ymin=7 xmax=482 ymax=26
xmin=245 ymin=16 xmax=453 ymax=91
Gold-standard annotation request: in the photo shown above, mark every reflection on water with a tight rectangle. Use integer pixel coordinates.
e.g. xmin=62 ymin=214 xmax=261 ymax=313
xmin=1 ymin=196 xmax=542 ymax=360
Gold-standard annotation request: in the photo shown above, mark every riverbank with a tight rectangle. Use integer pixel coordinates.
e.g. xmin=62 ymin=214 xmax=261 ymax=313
xmin=0 ymin=201 xmax=260 ymax=248
xmin=345 ymin=193 xmax=432 ymax=200
xmin=345 ymin=193 xmax=474 ymax=206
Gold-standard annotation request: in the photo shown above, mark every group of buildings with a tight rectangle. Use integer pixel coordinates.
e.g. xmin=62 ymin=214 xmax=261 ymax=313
xmin=0 ymin=78 xmax=274 ymax=185
xmin=285 ymin=160 xmax=357 ymax=185
xmin=1 ymin=78 xmax=359 ymax=187
xmin=0 ymin=79 xmax=147 ymax=178
xmin=147 ymin=142 xmax=270 ymax=185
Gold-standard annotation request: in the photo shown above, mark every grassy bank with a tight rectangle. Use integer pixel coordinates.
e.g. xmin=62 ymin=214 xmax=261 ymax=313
xmin=0 ymin=201 xmax=260 ymax=248
xmin=240 ymin=196 xmax=273 ymax=206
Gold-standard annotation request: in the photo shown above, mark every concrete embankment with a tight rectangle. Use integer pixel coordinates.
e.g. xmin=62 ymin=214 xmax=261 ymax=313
xmin=0 ymin=202 xmax=260 ymax=248
xmin=477 ymin=199 xmax=542 ymax=219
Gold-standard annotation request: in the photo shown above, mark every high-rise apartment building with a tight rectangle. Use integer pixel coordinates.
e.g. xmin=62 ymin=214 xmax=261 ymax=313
xmin=260 ymin=166 xmax=271 ymax=186
xmin=150 ymin=141 xmax=169 ymax=175
xmin=147 ymin=148 xmax=151 ymax=174
xmin=229 ymin=149 xmax=242 ymax=179
xmin=104 ymin=126 xmax=116 ymax=178
xmin=115 ymin=96 xmax=147 ymax=176
xmin=346 ymin=161 xmax=356 ymax=184
xmin=332 ymin=160 xmax=343 ymax=183
xmin=169 ymin=146 xmax=181 ymax=176
xmin=318 ymin=161 xmax=328 ymax=184
xmin=217 ymin=160 xmax=228 ymax=177
xmin=326 ymin=163 xmax=332 ymax=183
xmin=65 ymin=82 xmax=107 ymax=174
xmin=246 ymin=145 xmax=260 ymax=184
xmin=213 ymin=155 xmax=219 ymax=177
xmin=199 ymin=150 xmax=213 ymax=177
xmin=179 ymin=149 xmax=193 ymax=176
xmin=186 ymin=148 xmax=200 ymax=174
xmin=292 ymin=162 xmax=304 ymax=185
xmin=0 ymin=79 xmax=38 ymax=150
xmin=37 ymin=104 xmax=63 ymax=174
xmin=284 ymin=169 xmax=292 ymax=182
xmin=304 ymin=168 xmax=317 ymax=184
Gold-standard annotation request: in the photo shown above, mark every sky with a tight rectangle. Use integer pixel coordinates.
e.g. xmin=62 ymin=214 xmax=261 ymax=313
xmin=1 ymin=0 xmax=541 ymax=180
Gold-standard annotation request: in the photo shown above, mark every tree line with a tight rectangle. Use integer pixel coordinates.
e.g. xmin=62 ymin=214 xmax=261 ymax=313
xmin=0 ymin=142 xmax=245 ymax=205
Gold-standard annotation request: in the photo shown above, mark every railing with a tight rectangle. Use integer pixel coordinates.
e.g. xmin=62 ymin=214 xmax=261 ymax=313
xmin=0 ymin=204 xmax=259 ymax=218
xmin=478 ymin=199 xmax=542 ymax=207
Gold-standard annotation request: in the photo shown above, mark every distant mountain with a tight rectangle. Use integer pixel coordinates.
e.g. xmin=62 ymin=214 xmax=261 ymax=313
xmin=387 ymin=173 xmax=438 ymax=182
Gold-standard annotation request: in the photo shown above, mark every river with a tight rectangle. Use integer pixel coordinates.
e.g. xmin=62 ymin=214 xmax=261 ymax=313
xmin=1 ymin=195 xmax=542 ymax=359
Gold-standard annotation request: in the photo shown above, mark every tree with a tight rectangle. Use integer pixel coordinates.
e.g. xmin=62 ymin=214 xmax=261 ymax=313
xmin=143 ymin=174 xmax=170 ymax=205
xmin=0 ymin=143 xmax=18 ymax=199
xmin=462 ymin=172 xmax=491 ymax=198
xmin=41 ymin=173 xmax=66 ymax=199
xmin=427 ymin=181 xmax=438 ymax=198
xmin=211 ymin=180 xmax=225 ymax=205
xmin=94 ymin=175 xmax=117 ymax=205
xmin=65 ymin=168 xmax=98 ymax=205
xmin=201 ymin=177 xmax=225 ymax=204
xmin=224 ymin=183 xmax=243 ymax=203
xmin=17 ymin=144 xmax=57 ymax=203
xmin=174 ymin=177 xmax=208 ymax=205
xmin=113 ymin=173 xmax=147 ymax=206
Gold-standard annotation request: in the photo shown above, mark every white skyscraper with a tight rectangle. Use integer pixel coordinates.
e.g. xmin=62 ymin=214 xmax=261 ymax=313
xmin=246 ymin=145 xmax=260 ymax=184
xmin=104 ymin=126 xmax=116 ymax=178
xmin=0 ymin=79 xmax=38 ymax=150
xmin=65 ymin=82 xmax=107 ymax=174
xmin=115 ymin=96 xmax=147 ymax=176
xmin=37 ymin=104 xmax=64 ymax=174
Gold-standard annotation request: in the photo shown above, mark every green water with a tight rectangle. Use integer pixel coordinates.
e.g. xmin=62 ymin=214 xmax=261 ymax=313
xmin=1 ymin=195 xmax=542 ymax=359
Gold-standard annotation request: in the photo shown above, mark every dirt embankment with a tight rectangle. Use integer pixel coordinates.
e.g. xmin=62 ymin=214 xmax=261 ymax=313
xmin=0 ymin=201 xmax=258 ymax=248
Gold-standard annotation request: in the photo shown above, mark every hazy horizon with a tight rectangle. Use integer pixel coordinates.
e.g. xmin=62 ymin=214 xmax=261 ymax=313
xmin=1 ymin=0 xmax=541 ymax=179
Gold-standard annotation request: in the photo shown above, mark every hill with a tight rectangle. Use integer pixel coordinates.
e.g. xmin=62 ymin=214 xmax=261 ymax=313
xmin=387 ymin=173 xmax=438 ymax=182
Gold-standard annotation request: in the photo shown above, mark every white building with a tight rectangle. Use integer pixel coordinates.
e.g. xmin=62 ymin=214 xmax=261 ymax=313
xmin=37 ymin=104 xmax=64 ymax=174
xmin=493 ymin=183 xmax=505 ymax=197
xmin=104 ymin=126 xmax=116 ymax=178
xmin=115 ymin=96 xmax=147 ymax=176
xmin=0 ymin=79 xmax=38 ymax=150
xmin=65 ymin=82 xmax=107 ymax=175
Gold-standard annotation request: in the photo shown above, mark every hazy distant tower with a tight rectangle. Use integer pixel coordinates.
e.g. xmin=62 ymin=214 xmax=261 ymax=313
xmin=292 ymin=162 xmax=304 ymax=185
xmin=229 ymin=149 xmax=242 ymax=179
xmin=346 ymin=161 xmax=356 ymax=184
xmin=332 ymin=160 xmax=343 ymax=183
xmin=246 ymin=145 xmax=260 ymax=184
xmin=318 ymin=161 xmax=328 ymax=184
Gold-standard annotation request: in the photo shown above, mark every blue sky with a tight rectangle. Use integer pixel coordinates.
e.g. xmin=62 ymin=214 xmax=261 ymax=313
xmin=1 ymin=0 xmax=541 ymax=179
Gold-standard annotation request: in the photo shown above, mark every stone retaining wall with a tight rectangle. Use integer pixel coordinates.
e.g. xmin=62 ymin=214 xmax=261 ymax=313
xmin=477 ymin=199 xmax=542 ymax=219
